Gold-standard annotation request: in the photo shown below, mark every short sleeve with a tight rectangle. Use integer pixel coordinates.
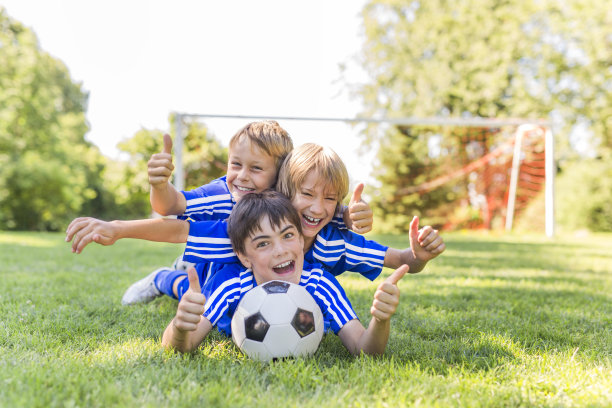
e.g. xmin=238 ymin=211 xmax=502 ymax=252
xmin=178 ymin=177 xmax=234 ymax=222
xmin=183 ymin=220 xmax=240 ymax=264
xmin=308 ymin=225 xmax=388 ymax=281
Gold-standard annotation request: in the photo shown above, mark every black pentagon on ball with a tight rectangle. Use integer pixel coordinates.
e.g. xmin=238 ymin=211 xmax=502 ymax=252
xmin=262 ymin=280 xmax=290 ymax=294
xmin=244 ymin=312 xmax=269 ymax=342
xmin=291 ymin=308 xmax=316 ymax=338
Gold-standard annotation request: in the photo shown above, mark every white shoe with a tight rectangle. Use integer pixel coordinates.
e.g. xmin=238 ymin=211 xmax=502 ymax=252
xmin=121 ymin=268 xmax=166 ymax=305
xmin=171 ymin=255 xmax=195 ymax=272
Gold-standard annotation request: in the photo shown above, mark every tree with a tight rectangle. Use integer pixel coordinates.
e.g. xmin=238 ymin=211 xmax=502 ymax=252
xmin=112 ymin=117 xmax=227 ymax=218
xmin=0 ymin=8 xmax=109 ymax=230
xmin=355 ymin=0 xmax=612 ymax=232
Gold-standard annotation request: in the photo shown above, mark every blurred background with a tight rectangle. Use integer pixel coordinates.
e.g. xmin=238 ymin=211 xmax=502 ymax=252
xmin=1 ymin=0 xmax=611 ymax=234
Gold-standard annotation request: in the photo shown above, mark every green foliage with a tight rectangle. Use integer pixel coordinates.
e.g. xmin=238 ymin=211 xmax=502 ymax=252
xmin=111 ymin=119 xmax=227 ymax=218
xmin=556 ymin=158 xmax=612 ymax=232
xmin=0 ymin=8 xmax=112 ymax=230
xmin=1 ymin=231 xmax=611 ymax=406
xmin=357 ymin=0 xmax=612 ymax=231
xmin=180 ymin=118 xmax=227 ymax=191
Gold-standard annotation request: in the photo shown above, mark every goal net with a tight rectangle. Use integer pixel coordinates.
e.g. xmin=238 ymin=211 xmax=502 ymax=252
xmin=171 ymin=114 xmax=554 ymax=236
xmin=377 ymin=121 xmax=552 ymax=234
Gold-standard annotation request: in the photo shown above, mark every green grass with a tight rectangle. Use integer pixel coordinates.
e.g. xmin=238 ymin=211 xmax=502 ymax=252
xmin=1 ymin=231 xmax=610 ymax=407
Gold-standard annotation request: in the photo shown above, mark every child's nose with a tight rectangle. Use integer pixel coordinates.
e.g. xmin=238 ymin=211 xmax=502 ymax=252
xmin=238 ymin=167 xmax=249 ymax=180
xmin=310 ymin=198 xmax=324 ymax=214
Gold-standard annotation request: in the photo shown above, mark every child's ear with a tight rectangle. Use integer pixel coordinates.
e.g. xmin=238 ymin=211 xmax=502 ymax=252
xmin=237 ymin=252 xmax=252 ymax=269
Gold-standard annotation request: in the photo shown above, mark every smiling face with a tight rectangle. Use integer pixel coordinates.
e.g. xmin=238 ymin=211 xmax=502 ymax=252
xmin=226 ymin=138 xmax=277 ymax=202
xmin=237 ymin=216 xmax=305 ymax=285
xmin=290 ymin=170 xmax=338 ymax=249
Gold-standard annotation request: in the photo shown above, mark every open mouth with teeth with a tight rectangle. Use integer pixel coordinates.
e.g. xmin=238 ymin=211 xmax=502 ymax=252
xmin=302 ymin=214 xmax=323 ymax=227
xmin=233 ymin=185 xmax=255 ymax=193
xmin=272 ymin=260 xmax=295 ymax=275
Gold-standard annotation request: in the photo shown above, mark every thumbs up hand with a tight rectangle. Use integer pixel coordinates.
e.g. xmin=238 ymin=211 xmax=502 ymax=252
xmin=173 ymin=267 xmax=206 ymax=332
xmin=370 ymin=264 xmax=409 ymax=322
xmin=345 ymin=183 xmax=373 ymax=234
xmin=408 ymin=216 xmax=446 ymax=263
xmin=148 ymin=133 xmax=175 ymax=187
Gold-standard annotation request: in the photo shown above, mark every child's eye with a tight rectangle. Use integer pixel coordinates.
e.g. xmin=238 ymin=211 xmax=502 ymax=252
xmin=325 ymin=197 xmax=336 ymax=201
xmin=256 ymin=241 xmax=269 ymax=248
xmin=284 ymin=232 xmax=294 ymax=239
xmin=252 ymin=166 xmax=262 ymax=171
xmin=232 ymin=162 xmax=242 ymax=167
xmin=301 ymin=191 xmax=312 ymax=197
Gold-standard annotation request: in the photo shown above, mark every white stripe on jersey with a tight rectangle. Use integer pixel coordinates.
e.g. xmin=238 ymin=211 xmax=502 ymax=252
xmin=204 ymin=278 xmax=241 ymax=324
xmin=314 ymin=235 xmax=346 ymax=247
xmin=186 ymin=194 xmax=233 ymax=207
xmin=317 ymin=276 xmax=356 ymax=323
xmin=186 ymin=235 xmax=232 ymax=244
xmin=183 ymin=250 xmax=236 ymax=260
xmin=345 ymin=242 xmax=386 ymax=258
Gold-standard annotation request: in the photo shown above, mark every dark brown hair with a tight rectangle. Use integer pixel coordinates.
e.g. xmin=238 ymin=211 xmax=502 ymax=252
xmin=228 ymin=190 xmax=302 ymax=255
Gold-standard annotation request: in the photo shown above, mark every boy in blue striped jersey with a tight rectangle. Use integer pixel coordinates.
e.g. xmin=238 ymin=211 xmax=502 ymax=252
xmin=172 ymin=143 xmax=446 ymax=296
xmin=163 ymin=190 xmax=410 ymax=356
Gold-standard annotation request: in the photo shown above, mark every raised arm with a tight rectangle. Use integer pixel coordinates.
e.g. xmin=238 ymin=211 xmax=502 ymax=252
xmin=338 ymin=265 xmax=408 ymax=355
xmin=65 ymin=217 xmax=190 ymax=254
xmin=162 ymin=267 xmax=212 ymax=352
xmin=149 ymin=134 xmax=187 ymax=216
xmin=383 ymin=216 xmax=445 ymax=273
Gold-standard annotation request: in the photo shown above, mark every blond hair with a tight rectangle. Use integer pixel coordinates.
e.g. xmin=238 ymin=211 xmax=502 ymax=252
xmin=276 ymin=143 xmax=349 ymax=207
xmin=229 ymin=121 xmax=293 ymax=169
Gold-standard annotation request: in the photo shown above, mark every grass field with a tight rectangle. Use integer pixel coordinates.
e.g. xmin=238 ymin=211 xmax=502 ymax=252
xmin=1 ymin=231 xmax=610 ymax=407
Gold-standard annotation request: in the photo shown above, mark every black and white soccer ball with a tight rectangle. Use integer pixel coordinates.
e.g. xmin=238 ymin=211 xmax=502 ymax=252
xmin=231 ymin=280 xmax=324 ymax=362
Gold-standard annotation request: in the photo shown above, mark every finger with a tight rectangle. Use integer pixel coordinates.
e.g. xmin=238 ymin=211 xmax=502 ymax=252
xmin=163 ymin=133 xmax=173 ymax=154
xmin=148 ymin=166 xmax=173 ymax=178
xmin=177 ymin=307 xmax=204 ymax=323
xmin=385 ymin=264 xmax=409 ymax=285
xmin=65 ymin=217 xmax=89 ymax=242
xmin=350 ymin=183 xmax=364 ymax=205
xmin=427 ymin=240 xmax=446 ymax=254
xmin=148 ymin=158 xmax=174 ymax=171
xmin=187 ymin=266 xmax=201 ymax=293
xmin=71 ymin=223 xmax=95 ymax=252
xmin=180 ymin=300 xmax=205 ymax=316
xmin=349 ymin=204 xmax=372 ymax=219
xmin=75 ymin=232 xmax=96 ymax=254
xmin=409 ymin=215 xmax=420 ymax=251
xmin=372 ymin=299 xmax=397 ymax=315
xmin=370 ymin=307 xmax=392 ymax=322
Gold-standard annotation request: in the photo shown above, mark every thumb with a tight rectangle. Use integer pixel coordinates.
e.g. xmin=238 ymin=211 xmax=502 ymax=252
xmin=187 ymin=266 xmax=201 ymax=293
xmin=386 ymin=264 xmax=409 ymax=285
xmin=162 ymin=133 xmax=173 ymax=154
xmin=409 ymin=215 xmax=419 ymax=249
xmin=350 ymin=183 xmax=364 ymax=205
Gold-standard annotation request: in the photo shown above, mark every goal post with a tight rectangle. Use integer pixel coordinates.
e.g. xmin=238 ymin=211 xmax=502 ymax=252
xmin=171 ymin=113 xmax=555 ymax=237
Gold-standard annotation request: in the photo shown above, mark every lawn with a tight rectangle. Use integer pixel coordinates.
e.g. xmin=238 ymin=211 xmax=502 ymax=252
xmin=0 ymin=231 xmax=610 ymax=407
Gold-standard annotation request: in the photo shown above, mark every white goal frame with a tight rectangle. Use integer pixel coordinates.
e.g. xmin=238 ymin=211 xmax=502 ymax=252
xmin=171 ymin=113 xmax=555 ymax=237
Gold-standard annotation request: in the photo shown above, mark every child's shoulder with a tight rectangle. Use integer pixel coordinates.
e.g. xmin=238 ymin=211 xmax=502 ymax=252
xmin=185 ymin=175 xmax=229 ymax=197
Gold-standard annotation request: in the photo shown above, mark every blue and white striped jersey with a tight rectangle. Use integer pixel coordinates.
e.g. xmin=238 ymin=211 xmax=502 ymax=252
xmin=178 ymin=176 xmax=234 ymax=221
xmin=305 ymin=224 xmax=388 ymax=281
xmin=201 ymin=261 xmax=358 ymax=336
xmin=183 ymin=221 xmax=389 ymax=281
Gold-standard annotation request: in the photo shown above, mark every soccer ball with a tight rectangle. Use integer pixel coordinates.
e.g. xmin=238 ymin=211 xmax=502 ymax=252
xmin=231 ymin=280 xmax=324 ymax=362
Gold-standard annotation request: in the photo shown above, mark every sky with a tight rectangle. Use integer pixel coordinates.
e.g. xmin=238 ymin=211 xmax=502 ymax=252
xmin=2 ymin=0 xmax=378 ymax=187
